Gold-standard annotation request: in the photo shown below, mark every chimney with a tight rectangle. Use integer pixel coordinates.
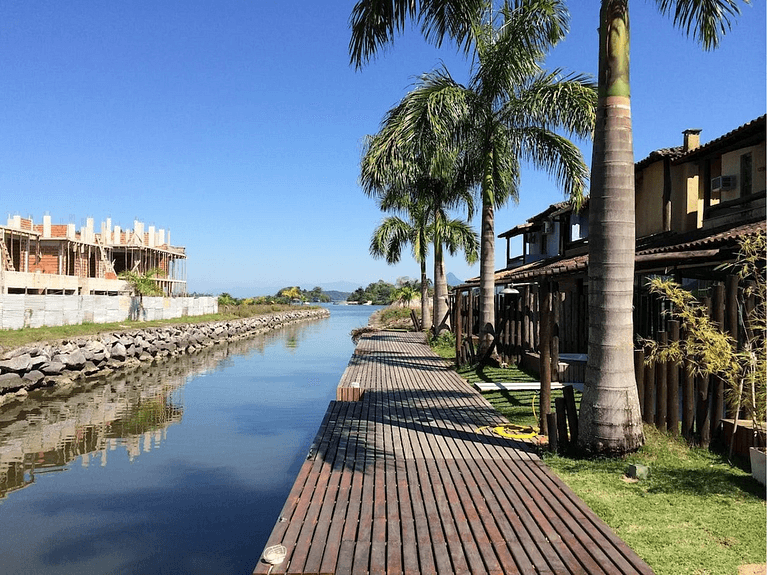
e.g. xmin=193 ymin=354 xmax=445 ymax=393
xmin=683 ymin=129 xmax=702 ymax=152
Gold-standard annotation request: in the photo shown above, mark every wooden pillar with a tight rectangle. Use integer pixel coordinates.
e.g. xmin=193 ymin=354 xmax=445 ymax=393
xmin=634 ymin=348 xmax=646 ymax=418
xmin=668 ymin=321 xmax=680 ymax=436
xmin=539 ymin=281 xmax=552 ymax=434
xmin=655 ymin=331 xmax=668 ymax=432
xmin=697 ymin=374 xmax=712 ymax=447
xmin=467 ymin=289 xmax=474 ymax=337
xmin=682 ymin=357 xmax=695 ymax=441
xmin=643 ymin=359 xmax=655 ymax=425
xmin=455 ymin=291 xmax=463 ymax=367
xmin=725 ymin=275 xmax=740 ymax=419
xmin=711 ymin=283 xmax=726 ymax=430
xmin=522 ymin=285 xmax=531 ymax=353
xmin=551 ymin=282 xmax=560 ymax=382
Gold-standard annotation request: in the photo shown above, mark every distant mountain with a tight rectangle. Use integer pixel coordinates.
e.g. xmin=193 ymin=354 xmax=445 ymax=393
xmin=324 ymin=290 xmax=351 ymax=301
xmin=446 ymin=272 xmax=464 ymax=286
xmin=315 ymin=281 xmax=361 ymax=293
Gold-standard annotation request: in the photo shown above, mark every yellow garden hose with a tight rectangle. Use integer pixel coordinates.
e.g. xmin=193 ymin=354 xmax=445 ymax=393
xmin=476 ymin=391 xmax=540 ymax=440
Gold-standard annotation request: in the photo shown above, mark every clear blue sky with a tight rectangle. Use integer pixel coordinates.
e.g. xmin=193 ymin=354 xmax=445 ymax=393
xmin=1 ymin=1 xmax=765 ymax=297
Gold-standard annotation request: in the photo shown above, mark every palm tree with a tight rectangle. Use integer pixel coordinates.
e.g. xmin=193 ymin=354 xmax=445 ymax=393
xmin=362 ymin=91 xmax=479 ymax=333
xmin=357 ymin=1 xmax=594 ymax=355
xmin=578 ymin=0 xmax=745 ymax=454
xmin=367 ymin=182 xmax=479 ymax=332
xmin=349 ymin=0 xmax=745 ymax=455
xmin=369 ymin=197 xmax=433 ymax=330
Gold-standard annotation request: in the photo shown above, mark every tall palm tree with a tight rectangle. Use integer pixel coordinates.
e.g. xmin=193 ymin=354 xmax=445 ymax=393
xmin=369 ymin=197 xmax=433 ymax=330
xmin=366 ymin=172 xmax=479 ymax=332
xmin=349 ymin=0 xmax=745 ymax=454
xmin=578 ymin=0 xmax=745 ymax=454
xmin=358 ymin=1 xmax=594 ymax=355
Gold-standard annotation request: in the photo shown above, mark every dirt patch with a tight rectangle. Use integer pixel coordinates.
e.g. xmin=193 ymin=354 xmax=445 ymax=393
xmin=739 ymin=565 xmax=767 ymax=575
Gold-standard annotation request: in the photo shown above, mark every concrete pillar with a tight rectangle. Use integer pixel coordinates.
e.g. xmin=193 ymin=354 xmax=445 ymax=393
xmin=43 ymin=215 xmax=51 ymax=238
xmin=148 ymin=225 xmax=156 ymax=248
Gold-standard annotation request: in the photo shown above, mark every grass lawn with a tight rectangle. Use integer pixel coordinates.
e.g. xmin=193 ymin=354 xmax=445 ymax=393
xmin=0 ymin=303 xmax=302 ymax=353
xmin=429 ymin=336 xmax=767 ymax=575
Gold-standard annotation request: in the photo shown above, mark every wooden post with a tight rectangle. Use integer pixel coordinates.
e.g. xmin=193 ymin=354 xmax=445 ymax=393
xmin=455 ymin=291 xmax=463 ymax=367
xmin=551 ymin=283 xmax=560 ymax=382
xmin=539 ymin=281 xmax=552 ymax=435
xmin=555 ymin=397 xmax=569 ymax=451
xmin=522 ymin=285 xmax=531 ymax=353
xmin=682 ymin=358 xmax=695 ymax=442
xmin=668 ymin=321 xmax=680 ymax=436
xmin=562 ymin=385 xmax=579 ymax=446
xmin=725 ymin=275 xmax=739 ymax=419
xmin=656 ymin=331 xmax=668 ymax=432
xmin=467 ymin=289 xmax=474 ymax=338
xmin=547 ymin=412 xmax=558 ymax=453
xmin=697 ymin=374 xmax=712 ymax=447
xmin=634 ymin=348 xmax=645 ymax=418
xmin=711 ymin=283 xmax=725 ymax=431
xmin=643 ymin=359 xmax=655 ymax=425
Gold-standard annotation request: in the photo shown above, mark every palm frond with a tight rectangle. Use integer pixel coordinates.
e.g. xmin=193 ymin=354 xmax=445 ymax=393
xmin=653 ymin=0 xmax=745 ymax=50
xmin=516 ymin=125 xmax=589 ymax=203
xmin=349 ymin=0 xmax=418 ymax=69
xmin=505 ymin=69 xmax=597 ymax=138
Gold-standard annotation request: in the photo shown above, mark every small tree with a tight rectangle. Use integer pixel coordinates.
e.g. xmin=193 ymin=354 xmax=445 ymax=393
xmin=119 ymin=268 xmax=164 ymax=296
xmin=643 ymin=233 xmax=766 ymax=453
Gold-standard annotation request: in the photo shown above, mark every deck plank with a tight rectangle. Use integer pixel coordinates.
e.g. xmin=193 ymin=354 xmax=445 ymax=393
xmin=253 ymin=331 xmax=654 ymax=575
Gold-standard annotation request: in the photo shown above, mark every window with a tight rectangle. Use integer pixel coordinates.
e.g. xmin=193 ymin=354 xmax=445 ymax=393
xmin=740 ymin=152 xmax=752 ymax=197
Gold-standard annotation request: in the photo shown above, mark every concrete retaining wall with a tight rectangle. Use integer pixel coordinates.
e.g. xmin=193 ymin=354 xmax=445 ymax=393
xmin=0 ymin=308 xmax=330 ymax=398
xmin=0 ymin=295 xmax=218 ymax=330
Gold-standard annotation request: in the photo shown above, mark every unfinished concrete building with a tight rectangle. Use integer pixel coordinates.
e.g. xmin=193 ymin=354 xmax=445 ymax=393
xmin=0 ymin=215 xmax=186 ymax=296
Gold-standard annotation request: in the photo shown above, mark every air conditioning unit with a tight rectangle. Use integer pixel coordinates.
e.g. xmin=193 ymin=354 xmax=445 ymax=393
xmin=711 ymin=175 xmax=737 ymax=191
xmin=542 ymin=220 xmax=554 ymax=234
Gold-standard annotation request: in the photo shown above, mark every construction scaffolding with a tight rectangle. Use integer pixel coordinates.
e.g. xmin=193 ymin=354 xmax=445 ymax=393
xmin=1 ymin=215 xmax=187 ymax=296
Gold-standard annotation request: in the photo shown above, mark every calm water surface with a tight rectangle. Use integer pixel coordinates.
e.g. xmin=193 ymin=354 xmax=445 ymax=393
xmin=0 ymin=305 xmax=380 ymax=575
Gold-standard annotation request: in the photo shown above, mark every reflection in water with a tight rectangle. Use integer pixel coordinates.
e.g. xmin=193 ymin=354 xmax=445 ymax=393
xmin=0 ymin=326 xmax=316 ymax=500
xmin=0 ymin=307 xmax=372 ymax=575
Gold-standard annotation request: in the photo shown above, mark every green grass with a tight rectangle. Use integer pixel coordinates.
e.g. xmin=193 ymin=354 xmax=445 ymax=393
xmin=0 ymin=304 xmax=301 ymax=352
xmin=545 ymin=427 xmax=766 ymax=575
xmin=429 ymin=340 xmax=767 ymax=574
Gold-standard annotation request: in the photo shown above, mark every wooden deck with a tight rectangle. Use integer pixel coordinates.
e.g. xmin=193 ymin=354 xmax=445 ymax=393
xmin=253 ymin=331 xmax=654 ymax=575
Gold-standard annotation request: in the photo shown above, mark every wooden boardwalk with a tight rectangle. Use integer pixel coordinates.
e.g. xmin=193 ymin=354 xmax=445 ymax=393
xmin=253 ymin=331 xmax=654 ymax=575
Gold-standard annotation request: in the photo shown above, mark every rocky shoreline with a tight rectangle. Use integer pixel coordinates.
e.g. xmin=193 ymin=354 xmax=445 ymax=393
xmin=0 ymin=308 xmax=330 ymax=402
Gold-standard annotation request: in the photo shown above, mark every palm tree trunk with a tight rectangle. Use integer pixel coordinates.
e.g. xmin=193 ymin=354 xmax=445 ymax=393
xmin=420 ymin=259 xmax=431 ymax=331
xmin=433 ymin=238 xmax=449 ymax=333
xmin=578 ymin=0 xmax=644 ymax=455
xmin=478 ymin=169 xmax=496 ymax=356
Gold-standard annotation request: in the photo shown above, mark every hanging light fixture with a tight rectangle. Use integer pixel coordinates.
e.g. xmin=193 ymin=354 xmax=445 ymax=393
xmin=502 ymin=284 xmax=519 ymax=295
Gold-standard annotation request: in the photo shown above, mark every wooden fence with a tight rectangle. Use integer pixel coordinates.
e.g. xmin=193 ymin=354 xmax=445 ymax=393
xmin=452 ymin=274 xmax=763 ymax=450
xmin=634 ymin=277 xmax=762 ymax=450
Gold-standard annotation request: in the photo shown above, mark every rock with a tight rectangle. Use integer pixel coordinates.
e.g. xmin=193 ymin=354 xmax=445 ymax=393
xmin=82 ymin=361 xmax=101 ymax=376
xmin=625 ymin=464 xmax=650 ymax=480
xmin=55 ymin=350 xmax=87 ymax=370
xmin=40 ymin=361 xmax=66 ymax=375
xmin=110 ymin=342 xmax=127 ymax=361
xmin=0 ymin=354 xmax=32 ymax=374
xmin=0 ymin=373 xmax=24 ymax=391
xmin=22 ymin=370 xmax=45 ymax=387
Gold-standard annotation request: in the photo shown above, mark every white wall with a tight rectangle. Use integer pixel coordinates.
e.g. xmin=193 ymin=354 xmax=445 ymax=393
xmin=0 ymin=295 xmax=218 ymax=330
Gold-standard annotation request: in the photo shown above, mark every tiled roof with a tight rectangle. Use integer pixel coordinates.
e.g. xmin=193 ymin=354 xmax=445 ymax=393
xmin=462 ymin=219 xmax=766 ymax=287
xmin=635 ymin=146 xmax=685 ymax=171
xmin=672 ymin=115 xmax=766 ymax=164
xmin=636 ymin=219 xmax=766 ymax=255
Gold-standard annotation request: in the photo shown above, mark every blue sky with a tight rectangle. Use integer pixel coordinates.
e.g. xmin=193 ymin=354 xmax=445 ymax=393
xmin=1 ymin=1 xmax=765 ymax=297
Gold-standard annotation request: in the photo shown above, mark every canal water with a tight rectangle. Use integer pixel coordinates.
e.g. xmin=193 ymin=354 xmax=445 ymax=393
xmin=0 ymin=305 xmax=381 ymax=575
